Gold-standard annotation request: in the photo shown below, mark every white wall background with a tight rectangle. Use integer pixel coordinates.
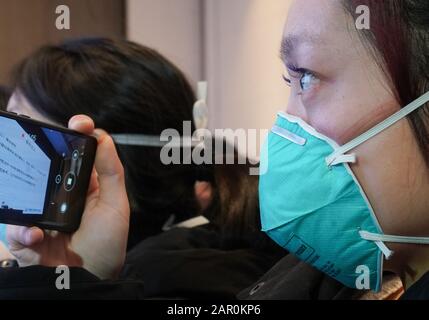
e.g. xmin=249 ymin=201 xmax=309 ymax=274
xmin=127 ymin=0 xmax=291 ymax=157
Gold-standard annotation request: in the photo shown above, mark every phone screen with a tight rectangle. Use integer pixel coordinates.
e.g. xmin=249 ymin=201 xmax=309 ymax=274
xmin=0 ymin=112 xmax=97 ymax=232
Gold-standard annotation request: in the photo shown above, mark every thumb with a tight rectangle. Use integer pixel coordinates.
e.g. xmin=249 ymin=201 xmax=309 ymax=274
xmin=6 ymin=225 xmax=44 ymax=249
xmin=92 ymin=129 xmax=129 ymax=220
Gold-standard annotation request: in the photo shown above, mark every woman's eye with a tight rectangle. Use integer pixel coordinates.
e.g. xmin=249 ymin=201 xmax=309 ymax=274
xmin=299 ymin=72 xmax=319 ymax=91
xmin=282 ymin=74 xmax=291 ymax=87
xmin=284 ymin=63 xmax=320 ymax=94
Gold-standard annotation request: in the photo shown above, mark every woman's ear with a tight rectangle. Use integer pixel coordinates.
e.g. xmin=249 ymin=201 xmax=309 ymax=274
xmin=194 ymin=181 xmax=213 ymax=212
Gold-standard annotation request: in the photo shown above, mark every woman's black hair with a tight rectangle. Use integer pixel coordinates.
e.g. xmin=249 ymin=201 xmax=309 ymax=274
xmin=0 ymin=85 xmax=11 ymax=110
xmin=343 ymin=0 xmax=429 ymax=164
xmin=13 ymin=38 xmax=276 ymax=251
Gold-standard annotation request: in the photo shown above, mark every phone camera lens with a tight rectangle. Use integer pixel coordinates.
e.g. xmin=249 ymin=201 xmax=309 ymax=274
xmin=60 ymin=203 xmax=68 ymax=214
xmin=72 ymin=150 xmax=80 ymax=160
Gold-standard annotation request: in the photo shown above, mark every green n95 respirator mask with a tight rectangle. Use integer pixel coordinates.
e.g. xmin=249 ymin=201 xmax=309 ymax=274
xmin=259 ymin=92 xmax=429 ymax=292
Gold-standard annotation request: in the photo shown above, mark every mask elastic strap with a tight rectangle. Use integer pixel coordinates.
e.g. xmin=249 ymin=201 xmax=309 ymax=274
xmin=360 ymin=230 xmax=429 ymax=260
xmin=112 ymin=81 xmax=208 ymax=148
xmin=193 ymin=81 xmax=209 ymax=131
xmin=326 ymin=91 xmax=429 ymax=166
xmin=111 ymin=134 xmax=201 ymax=147
xmin=162 ymin=214 xmax=210 ymax=232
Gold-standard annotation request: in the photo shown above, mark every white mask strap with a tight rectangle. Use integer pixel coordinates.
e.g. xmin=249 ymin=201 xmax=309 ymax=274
xmin=112 ymin=134 xmax=167 ymax=147
xmin=162 ymin=214 xmax=210 ymax=232
xmin=360 ymin=230 xmax=429 ymax=260
xmin=111 ymin=81 xmax=208 ymax=148
xmin=326 ymin=91 xmax=429 ymax=166
xmin=193 ymin=81 xmax=209 ymax=131
xmin=111 ymin=134 xmax=201 ymax=147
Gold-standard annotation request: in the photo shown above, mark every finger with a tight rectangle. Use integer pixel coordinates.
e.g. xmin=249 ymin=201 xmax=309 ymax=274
xmin=68 ymin=115 xmax=98 ymax=199
xmin=87 ymin=168 xmax=99 ymax=196
xmin=86 ymin=168 xmax=100 ymax=206
xmin=93 ymin=129 xmax=129 ymax=216
xmin=6 ymin=225 xmax=44 ymax=248
xmin=68 ymin=115 xmax=95 ymax=134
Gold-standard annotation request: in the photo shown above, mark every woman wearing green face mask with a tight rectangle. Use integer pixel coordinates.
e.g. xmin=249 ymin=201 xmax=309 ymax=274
xmin=3 ymin=0 xmax=429 ymax=300
xmin=242 ymin=0 xmax=429 ymax=300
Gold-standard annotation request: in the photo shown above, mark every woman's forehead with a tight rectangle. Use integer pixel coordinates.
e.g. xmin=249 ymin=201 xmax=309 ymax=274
xmin=283 ymin=1 xmax=353 ymax=51
xmin=282 ymin=0 xmax=367 ymax=69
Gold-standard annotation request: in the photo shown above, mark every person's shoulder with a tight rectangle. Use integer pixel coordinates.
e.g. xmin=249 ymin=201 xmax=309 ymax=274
xmin=238 ymin=254 xmax=353 ymax=300
xmin=128 ymin=224 xmax=218 ymax=254
xmin=0 ymin=266 xmax=145 ymax=300
xmin=401 ymin=271 xmax=429 ymax=300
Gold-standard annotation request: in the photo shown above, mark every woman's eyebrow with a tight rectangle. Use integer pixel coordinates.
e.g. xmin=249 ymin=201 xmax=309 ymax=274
xmin=280 ymin=34 xmax=323 ymax=62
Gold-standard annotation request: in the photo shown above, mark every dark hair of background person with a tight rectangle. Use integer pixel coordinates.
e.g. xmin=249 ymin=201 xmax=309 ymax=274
xmin=343 ymin=0 xmax=429 ymax=164
xmin=12 ymin=38 xmax=276 ymax=251
xmin=0 ymin=85 xmax=11 ymax=110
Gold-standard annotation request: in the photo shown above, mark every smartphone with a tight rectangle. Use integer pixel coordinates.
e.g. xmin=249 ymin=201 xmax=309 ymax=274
xmin=0 ymin=111 xmax=97 ymax=232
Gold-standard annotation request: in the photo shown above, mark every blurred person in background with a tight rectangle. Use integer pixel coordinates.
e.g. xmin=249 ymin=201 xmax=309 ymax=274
xmin=2 ymin=38 xmax=287 ymax=299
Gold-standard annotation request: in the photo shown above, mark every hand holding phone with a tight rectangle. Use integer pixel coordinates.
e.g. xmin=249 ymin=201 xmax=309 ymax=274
xmin=6 ymin=115 xmax=130 ymax=280
xmin=0 ymin=111 xmax=97 ymax=232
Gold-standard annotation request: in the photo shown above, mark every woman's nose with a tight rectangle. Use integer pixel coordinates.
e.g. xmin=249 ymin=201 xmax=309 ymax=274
xmin=286 ymin=99 xmax=308 ymax=122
